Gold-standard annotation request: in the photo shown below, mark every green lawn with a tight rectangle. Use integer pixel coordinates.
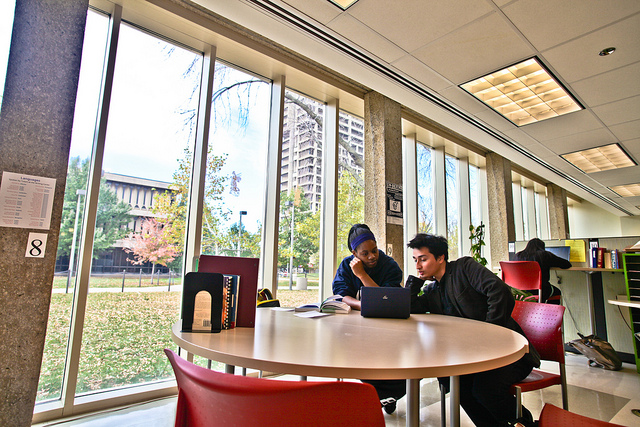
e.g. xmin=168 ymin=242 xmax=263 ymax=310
xmin=37 ymin=279 xmax=322 ymax=402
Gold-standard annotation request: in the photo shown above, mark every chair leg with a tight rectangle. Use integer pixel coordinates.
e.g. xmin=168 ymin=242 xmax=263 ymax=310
xmin=440 ymin=383 xmax=446 ymax=427
xmin=560 ymin=363 xmax=569 ymax=410
xmin=515 ymin=385 xmax=523 ymax=419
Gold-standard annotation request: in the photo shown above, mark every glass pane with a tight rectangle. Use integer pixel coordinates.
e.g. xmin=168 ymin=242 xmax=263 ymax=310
xmin=277 ymin=89 xmax=324 ymax=307
xmin=522 ymin=187 xmax=530 ymax=240
xmin=416 ymin=143 xmax=433 ymax=233
xmin=337 ymin=111 xmax=364 ymax=261
xmin=469 ymin=164 xmax=481 ymax=227
xmin=37 ymin=9 xmax=111 ymax=403
xmin=0 ymin=0 xmax=16 ymax=110
xmin=75 ymin=23 xmax=202 ymax=395
xmin=446 ymin=155 xmax=458 ymax=260
xmin=199 ymin=62 xmax=270 ymax=259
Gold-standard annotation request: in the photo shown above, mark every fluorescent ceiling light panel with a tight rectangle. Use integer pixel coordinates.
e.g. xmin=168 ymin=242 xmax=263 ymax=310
xmin=328 ymin=0 xmax=359 ymax=9
xmin=561 ymin=143 xmax=635 ymax=174
xmin=460 ymin=57 xmax=582 ymax=126
xmin=610 ymin=184 xmax=640 ymax=198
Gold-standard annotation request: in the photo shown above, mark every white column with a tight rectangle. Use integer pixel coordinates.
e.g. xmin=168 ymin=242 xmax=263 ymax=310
xmin=403 ymin=133 xmax=418 ymax=276
xmin=537 ymin=191 xmax=550 ymax=240
xmin=525 ymin=186 xmax=536 ymax=240
xmin=458 ymin=156 xmax=471 ymax=258
xmin=319 ymin=98 xmax=339 ymax=300
xmin=434 ymin=145 xmax=447 ymax=237
xmin=259 ymin=75 xmax=285 ymax=296
xmin=512 ymin=181 xmax=524 ymax=241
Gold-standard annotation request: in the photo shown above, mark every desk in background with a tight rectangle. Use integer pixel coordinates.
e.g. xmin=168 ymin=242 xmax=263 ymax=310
xmin=172 ymin=309 xmax=528 ymax=427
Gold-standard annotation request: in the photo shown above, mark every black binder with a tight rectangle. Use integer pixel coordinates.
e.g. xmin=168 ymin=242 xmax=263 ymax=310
xmin=181 ymin=272 xmax=224 ymax=333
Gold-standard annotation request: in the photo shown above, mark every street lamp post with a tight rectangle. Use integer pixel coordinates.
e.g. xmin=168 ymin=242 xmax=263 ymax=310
xmin=285 ymin=201 xmax=295 ymax=290
xmin=66 ymin=189 xmax=86 ymax=293
xmin=236 ymin=210 xmax=247 ymax=257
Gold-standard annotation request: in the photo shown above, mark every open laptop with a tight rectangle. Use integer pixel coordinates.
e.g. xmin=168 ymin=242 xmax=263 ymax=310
xmin=360 ymin=286 xmax=411 ymax=319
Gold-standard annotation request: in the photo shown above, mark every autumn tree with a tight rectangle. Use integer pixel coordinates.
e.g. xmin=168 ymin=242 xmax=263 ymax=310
xmin=124 ymin=218 xmax=179 ymax=278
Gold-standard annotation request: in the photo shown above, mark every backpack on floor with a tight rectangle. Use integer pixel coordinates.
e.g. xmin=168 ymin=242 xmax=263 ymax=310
xmin=568 ymin=333 xmax=622 ymax=371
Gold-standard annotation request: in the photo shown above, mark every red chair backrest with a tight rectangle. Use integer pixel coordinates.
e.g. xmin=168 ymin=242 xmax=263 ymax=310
xmin=539 ymin=403 xmax=625 ymax=426
xmin=500 ymin=261 xmax=542 ymax=296
xmin=164 ymin=349 xmax=385 ymax=427
xmin=511 ymin=300 xmax=565 ymax=364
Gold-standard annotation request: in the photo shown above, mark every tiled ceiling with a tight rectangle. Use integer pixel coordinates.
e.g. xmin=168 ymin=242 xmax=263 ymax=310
xmin=194 ymin=0 xmax=640 ymax=216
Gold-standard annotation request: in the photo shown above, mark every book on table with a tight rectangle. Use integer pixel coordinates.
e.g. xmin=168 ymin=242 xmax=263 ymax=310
xmin=295 ymin=295 xmax=351 ymax=314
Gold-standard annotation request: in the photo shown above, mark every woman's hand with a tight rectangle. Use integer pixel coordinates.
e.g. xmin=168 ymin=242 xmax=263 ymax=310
xmin=350 ymin=257 xmax=366 ymax=278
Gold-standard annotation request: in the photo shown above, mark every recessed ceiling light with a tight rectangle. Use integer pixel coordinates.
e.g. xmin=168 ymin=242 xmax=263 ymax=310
xmin=561 ymin=143 xmax=635 ymax=174
xmin=460 ymin=57 xmax=583 ymax=126
xmin=610 ymin=184 xmax=640 ymax=198
xmin=327 ymin=0 xmax=359 ymax=9
xmin=599 ymin=47 xmax=616 ymax=56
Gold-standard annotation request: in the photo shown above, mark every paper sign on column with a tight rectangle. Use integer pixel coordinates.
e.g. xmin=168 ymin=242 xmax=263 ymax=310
xmin=0 ymin=172 xmax=56 ymax=230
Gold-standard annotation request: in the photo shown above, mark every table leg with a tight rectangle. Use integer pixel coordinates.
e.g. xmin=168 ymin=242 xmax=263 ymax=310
xmin=225 ymin=364 xmax=235 ymax=374
xmin=406 ymin=378 xmax=420 ymax=427
xmin=449 ymin=376 xmax=460 ymax=427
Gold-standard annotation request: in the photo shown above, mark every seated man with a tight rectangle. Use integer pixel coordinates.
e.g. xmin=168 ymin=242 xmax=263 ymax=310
xmin=406 ymin=233 xmax=539 ymax=427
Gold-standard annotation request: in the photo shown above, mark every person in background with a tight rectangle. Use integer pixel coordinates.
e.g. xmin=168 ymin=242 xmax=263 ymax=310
xmin=407 ymin=233 xmax=540 ymax=427
xmin=331 ymin=223 xmax=405 ymax=414
xmin=515 ymin=238 xmax=571 ymax=304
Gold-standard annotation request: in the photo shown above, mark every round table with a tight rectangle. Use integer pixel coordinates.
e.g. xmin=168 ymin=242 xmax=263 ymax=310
xmin=172 ymin=308 xmax=529 ymax=427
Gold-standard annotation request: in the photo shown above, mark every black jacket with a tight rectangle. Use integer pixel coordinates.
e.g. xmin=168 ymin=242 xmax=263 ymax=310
xmin=408 ymin=256 xmax=540 ymax=368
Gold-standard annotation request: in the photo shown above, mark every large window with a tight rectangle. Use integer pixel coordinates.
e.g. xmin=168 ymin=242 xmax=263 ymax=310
xmin=277 ymin=89 xmax=324 ymax=304
xmin=446 ymin=155 xmax=459 ymax=259
xmin=37 ymin=8 xmax=111 ymax=403
xmin=0 ymin=0 xmax=16 ymax=110
xmin=416 ymin=143 xmax=434 ymax=233
xmin=336 ymin=111 xmax=365 ymax=261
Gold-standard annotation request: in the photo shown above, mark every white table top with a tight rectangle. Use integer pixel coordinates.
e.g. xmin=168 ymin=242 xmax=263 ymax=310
xmin=172 ymin=308 xmax=529 ymax=380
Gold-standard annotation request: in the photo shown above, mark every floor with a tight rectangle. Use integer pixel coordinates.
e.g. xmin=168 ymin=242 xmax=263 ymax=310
xmin=34 ymin=353 xmax=640 ymax=426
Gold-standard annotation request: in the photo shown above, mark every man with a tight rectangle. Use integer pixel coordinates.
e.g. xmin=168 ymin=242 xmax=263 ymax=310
xmin=406 ymin=233 xmax=539 ymax=427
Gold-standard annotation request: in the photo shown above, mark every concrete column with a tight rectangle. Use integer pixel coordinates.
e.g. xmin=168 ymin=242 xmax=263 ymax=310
xmin=363 ymin=92 xmax=403 ymax=271
xmin=547 ymin=183 xmax=570 ymax=239
xmin=0 ymin=1 xmax=89 ymax=425
xmin=485 ymin=153 xmax=515 ymax=270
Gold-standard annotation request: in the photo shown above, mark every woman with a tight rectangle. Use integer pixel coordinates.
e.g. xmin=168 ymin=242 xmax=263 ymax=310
xmin=332 ymin=223 xmax=403 ymax=310
xmin=331 ymin=223 xmax=405 ymax=413
xmin=515 ymin=238 xmax=572 ymax=303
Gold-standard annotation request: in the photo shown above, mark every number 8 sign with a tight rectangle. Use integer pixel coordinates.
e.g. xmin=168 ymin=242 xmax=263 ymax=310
xmin=26 ymin=232 xmax=48 ymax=258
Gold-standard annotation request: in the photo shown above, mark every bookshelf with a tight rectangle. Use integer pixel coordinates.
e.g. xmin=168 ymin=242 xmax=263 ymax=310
xmin=622 ymin=253 xmax=640 ymax=373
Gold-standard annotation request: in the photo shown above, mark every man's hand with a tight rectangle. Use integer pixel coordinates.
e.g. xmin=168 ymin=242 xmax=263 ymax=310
xmin=406 ymin=275 xmax=426 ymax=296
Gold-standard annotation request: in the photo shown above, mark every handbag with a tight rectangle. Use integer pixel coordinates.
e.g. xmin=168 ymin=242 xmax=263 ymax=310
xmin=568 ymin=333 xmax=622 ymax=371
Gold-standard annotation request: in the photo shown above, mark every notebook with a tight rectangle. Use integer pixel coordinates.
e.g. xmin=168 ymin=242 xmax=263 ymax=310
xmin=360 ymin=286 xmax=411 ymax=319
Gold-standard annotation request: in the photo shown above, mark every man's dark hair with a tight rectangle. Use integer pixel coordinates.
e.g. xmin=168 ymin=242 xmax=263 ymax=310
xmin=407 ymin=233 xmax=449 ymax=261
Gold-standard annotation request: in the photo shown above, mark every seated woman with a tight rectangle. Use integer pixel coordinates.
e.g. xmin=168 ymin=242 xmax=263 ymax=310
xmin=331 ymin=223 xmax=405 ymax=413
xmin=514 ymin=238 xmax=572 ymax=304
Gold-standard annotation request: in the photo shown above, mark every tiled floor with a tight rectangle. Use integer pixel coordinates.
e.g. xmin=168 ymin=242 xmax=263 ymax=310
xmin=35 ymin=353 xmax=640 ymax=426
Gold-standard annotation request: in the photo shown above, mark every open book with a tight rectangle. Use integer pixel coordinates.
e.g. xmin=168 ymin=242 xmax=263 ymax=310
xmin=295 ymin=295 xmax=352 ymax=314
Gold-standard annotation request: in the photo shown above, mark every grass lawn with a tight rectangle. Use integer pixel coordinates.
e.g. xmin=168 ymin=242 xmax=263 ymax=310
xmin=37 ymin=279 xmax=323 ymax=402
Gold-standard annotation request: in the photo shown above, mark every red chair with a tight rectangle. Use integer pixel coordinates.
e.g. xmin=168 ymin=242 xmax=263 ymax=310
xmin=510 ymin=300 xmax=568 ymax=418
xmin=538 ymin=403 xmax=625 ymax=426
xmin=164 ymin=349 xmax=385 ymax=427
xmin=501 ymin=261 xmax=543 ymax=303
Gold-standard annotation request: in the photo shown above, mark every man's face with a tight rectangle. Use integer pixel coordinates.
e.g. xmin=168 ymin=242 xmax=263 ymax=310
xmin=412 ymin=247 xmax=445 ymax=280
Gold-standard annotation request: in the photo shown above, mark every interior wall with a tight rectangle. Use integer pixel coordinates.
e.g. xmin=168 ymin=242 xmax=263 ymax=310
xmin=569 ymin=200 xmax=623 ymax=238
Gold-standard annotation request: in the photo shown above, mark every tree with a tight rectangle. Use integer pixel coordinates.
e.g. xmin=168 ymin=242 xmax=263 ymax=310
xmin=124 ymin=218 xmax=179 ymax=278
xmin=336 ymin=170 xmax=364 ymax=260
xmin=57 ymin=157 xmax=131 ymax=263
xmin=278 ymin=190 xmax=316 ymax=270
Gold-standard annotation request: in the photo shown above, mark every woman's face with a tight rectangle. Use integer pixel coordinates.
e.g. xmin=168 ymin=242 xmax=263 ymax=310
xmin=352 ymin=239 xmax=379 ymax=269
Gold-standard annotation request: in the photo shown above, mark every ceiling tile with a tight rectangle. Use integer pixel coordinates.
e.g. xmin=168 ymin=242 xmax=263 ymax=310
xmin=412 ymin=12 xmax=533 ymax=84
xmin=542 ymin=128 xmax=616 ymax=154
xmin=502 ymin=128 xmax=540 ymax=147
xmin=347 ymin=0 xmax=493 ymax=52
xmin=609 ymin=119 xmax=640 ymax=142
xmin=501 ymin=0 xmax=640 ymax=51
xmin=541 ymin=14 xmax=640 ymax=83
xmin=390 ymin=55 xmax=451 ymax=92
xmin=592 ymin=95 xmax=640 ymax=127
xmin=571 ymin=61 xmax=640 ymax=106
xmin=520 ymin=109 xmax=602 ymax=141
xmin=280 ymin=0 xmax=343 ymax=24
xmin=588 ymin=165 xmax=640 ymax=186
xmin=437 ymin=86 xmax=487 ymax=115
xmin=327 ymin=14 xmax=406 ymax=63
xmin=473 ymin=109 xmax=515 ymax=132
xmin=620 ymin=138 xmax=640 ymax=162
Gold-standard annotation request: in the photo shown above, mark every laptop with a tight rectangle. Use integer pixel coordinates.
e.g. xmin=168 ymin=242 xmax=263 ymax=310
xmin=360 ymin=286 xmax=411 ymax=319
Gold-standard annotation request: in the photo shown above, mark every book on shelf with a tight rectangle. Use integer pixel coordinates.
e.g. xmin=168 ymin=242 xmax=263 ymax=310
xmin=295 ymin=295 xmax=352 ymax=314
xmin=596 ymin=247 xmax=606 ymax=268
xmin=604 ymin=251 xmax=612 ymax=269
